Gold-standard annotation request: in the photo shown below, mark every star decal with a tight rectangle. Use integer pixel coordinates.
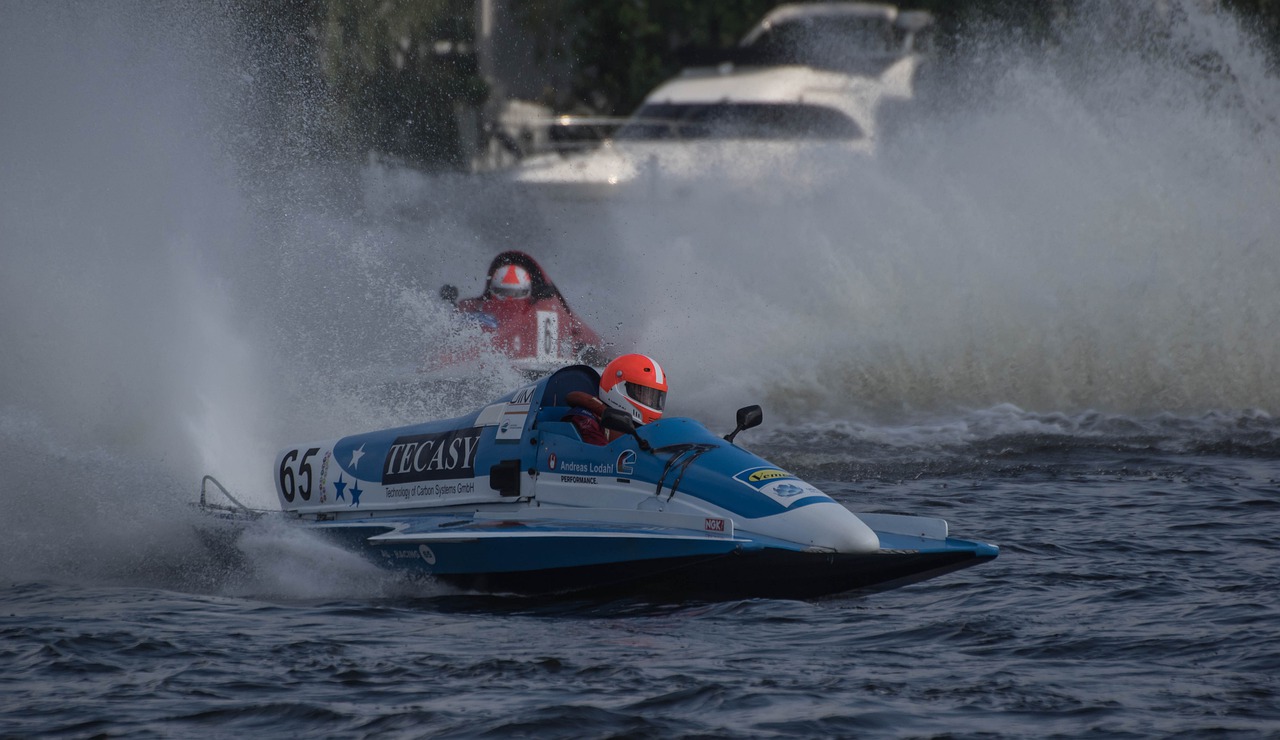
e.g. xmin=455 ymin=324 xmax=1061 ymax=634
xmin=349 ymin=443 xmax=366 ymax=470
xmin=349 ymin=481 xmax=363 ymax=507
xmin=333 ymin=474 xmax=347 ymax=501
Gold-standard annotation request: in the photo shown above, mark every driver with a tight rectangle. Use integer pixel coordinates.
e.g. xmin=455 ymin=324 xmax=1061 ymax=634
xmin=444 ymin=252 xmax=606 ymax=367
xmin=564 ymin=353 xmax=667 ymax=445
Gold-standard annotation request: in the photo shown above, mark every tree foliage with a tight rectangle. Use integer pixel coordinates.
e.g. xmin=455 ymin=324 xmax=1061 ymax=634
xmin=318 ymin=0 xmax=487 ymax=167
xmin=558 ymin=1 xmax=780 ymax=114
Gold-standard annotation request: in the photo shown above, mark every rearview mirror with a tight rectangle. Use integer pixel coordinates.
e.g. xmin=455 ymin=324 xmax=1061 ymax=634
xmin=724 ymin=404 xmax=763 ymax=444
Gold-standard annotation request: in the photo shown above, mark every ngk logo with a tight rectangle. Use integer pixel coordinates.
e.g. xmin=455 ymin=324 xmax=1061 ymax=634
xmin=704 ymin=518 xmax=725 ymax=532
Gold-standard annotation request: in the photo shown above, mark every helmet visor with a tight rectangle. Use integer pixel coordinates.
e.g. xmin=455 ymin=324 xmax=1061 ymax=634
xmin=625 ymin=381 xmax=666 ymax=411
xmin=491 ymin=282 xmax=529 ymax=299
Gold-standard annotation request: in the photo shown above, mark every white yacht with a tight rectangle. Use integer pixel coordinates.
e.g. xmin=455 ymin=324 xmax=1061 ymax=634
xmin=509 ymin=3 xmax=932 ymax=200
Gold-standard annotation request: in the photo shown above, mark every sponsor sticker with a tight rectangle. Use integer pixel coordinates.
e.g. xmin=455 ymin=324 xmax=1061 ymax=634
xmin=616 ymin=449 xmax=636 ymax=476
xmin=704 ymin=517 xmax=726 ymax=532
xmin=476 ymin=403 xmax=505 ymax=427
xmin=382 ymin=427 xmax=482 ymax=485
xmin=556 ymin=459 xmax=615 ymax=475
xmin=548 ymin=452 xmax=557 ymax=470
xmin=763 ymin=479 xmax=824 ymax=506
xmin=497 ymin=385 xmax=536 ymax=440
xmin=559 ymin=474 xmax=597 ymax=485
xmin=733 ymin=466 xmax=827 ymax=507
xmin=734 ymin=467 xmax=793 ymax=490
xmin=384 ymin=479 xmax=477 ymax=500
xmin=318 ymin=450 xmax=331 ymax=503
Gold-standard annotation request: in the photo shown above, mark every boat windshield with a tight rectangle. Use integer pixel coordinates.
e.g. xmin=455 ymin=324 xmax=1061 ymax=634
xmin=615 ymin=103 xmax=863 ymax=142
xmin=746 ymin=17 xmax=905 ymax=59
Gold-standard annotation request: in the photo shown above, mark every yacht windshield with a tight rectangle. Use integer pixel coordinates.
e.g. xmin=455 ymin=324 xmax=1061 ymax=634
xmin=747 ymin=18 xmax=905 ymax=62
xmin=615 ymin=103 xmax=863 ymax=142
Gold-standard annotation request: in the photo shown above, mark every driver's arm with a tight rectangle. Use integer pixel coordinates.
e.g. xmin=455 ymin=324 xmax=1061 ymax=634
xmin=566 ymin=390 xmax=606 ymax=417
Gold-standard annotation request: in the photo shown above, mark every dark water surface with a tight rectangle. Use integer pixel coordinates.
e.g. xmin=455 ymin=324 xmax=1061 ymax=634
xmin=5 ymin=431 xmax=1278 ymax=739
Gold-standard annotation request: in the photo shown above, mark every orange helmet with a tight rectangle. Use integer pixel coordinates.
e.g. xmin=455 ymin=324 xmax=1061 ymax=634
xmin=490 ymin=264 xmax=531 ymax=299
xmin=600 ymin=353 xmax=667 ymax=425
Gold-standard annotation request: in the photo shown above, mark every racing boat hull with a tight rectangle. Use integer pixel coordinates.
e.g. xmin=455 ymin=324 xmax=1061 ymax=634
xmin=202 ymin=365 xmax=997 ymax=600
xmin=367 ymin=531 xmax=991 ymax=600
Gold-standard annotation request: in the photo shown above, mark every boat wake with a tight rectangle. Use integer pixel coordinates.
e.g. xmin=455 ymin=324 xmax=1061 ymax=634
xmin=547 ymin=0 xmax=1280 ymax=422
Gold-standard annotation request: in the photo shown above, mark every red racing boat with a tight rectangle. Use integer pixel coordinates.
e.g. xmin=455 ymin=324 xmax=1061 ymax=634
xmin=433 ymin=251 xmax=607 ymax=379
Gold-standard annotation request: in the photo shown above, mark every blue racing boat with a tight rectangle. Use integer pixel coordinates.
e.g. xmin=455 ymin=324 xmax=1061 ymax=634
xmin=201 ymin=365 xmax=997 ymax=600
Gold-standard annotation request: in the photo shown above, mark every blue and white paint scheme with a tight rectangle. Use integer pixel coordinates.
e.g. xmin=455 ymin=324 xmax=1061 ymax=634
xmin=264 ymin=365 xmax=997 ymax=599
